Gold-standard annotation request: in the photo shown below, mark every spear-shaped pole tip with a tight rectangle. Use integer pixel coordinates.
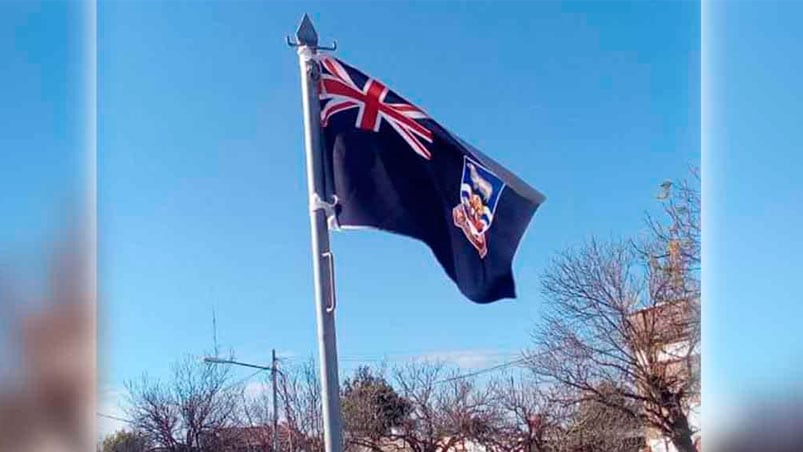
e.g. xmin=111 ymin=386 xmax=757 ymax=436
xmin=296 ymin=14 xmax=318 ymax=47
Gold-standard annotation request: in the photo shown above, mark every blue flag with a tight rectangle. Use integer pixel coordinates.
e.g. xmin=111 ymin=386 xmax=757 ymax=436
xmin=318 ymin=56 xmax=545 ymax=303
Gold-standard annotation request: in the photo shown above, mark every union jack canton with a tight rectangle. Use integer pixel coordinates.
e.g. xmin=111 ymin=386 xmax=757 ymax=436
xmin=318 ymin=55 xmax=433 ymax=160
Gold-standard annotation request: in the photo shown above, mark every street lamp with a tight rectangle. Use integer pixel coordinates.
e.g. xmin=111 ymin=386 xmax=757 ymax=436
xmin=203 ymin=357 xmax=272 ymax=371
xmin=204 ymin=350 xmax=281 ymax=452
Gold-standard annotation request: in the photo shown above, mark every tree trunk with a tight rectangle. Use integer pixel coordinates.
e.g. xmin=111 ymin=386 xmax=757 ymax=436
xmin=669 ymin=414 xmax=696 ymax=452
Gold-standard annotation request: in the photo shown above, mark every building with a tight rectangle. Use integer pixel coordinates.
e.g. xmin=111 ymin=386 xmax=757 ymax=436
xmin=629 ymin=301 xmax=700 ymax=452
xmin=199 ymin=424 xmax=301 ymax=452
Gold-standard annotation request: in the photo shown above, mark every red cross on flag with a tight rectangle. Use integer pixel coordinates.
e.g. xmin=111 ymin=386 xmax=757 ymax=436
xmin=318 ymin=55 xmax=434 ymax=160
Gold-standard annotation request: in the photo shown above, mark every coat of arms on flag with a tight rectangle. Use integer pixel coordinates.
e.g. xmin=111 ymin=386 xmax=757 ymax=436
xmin=452 ymin=157 xmax=505 ymax=258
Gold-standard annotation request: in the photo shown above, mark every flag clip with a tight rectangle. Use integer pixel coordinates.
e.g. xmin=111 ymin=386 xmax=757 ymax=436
xmin=311 ymin=194 xmax=340 ymax=230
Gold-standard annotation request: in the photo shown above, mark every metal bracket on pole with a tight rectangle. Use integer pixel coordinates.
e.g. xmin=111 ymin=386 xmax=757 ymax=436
xmin=287 ymin=35 xmax=338 ymax=52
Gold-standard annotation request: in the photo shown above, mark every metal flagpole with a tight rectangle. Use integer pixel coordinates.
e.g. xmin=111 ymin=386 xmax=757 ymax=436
xmin=289 ymin=14 xmax=344 ymax=452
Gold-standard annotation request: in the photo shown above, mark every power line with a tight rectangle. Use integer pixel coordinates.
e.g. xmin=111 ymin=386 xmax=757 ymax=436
xmin=97 ymin=412 xmax=131 ymax=424
xmin=435 ymin=357 xmax=530 ymax=384
xmin=221 ymin=346 xmax=524 ymax=366
xmin=226 ymin=368 xmax=269 ymax=390
xmin=336 ymin=351 xmax=522 ymax=364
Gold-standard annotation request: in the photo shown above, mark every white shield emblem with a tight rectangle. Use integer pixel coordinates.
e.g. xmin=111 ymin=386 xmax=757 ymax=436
xmin=452 ymin=156 xmax=505 ymax=258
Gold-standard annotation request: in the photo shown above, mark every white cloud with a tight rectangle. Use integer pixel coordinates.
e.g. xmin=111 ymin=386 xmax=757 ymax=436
xmin=412 ymin=349 xmax=518 ymax=370
xmin=243 ymin=380 xmax=272 ymax=399
xmin=97 ymin=385 xmax=130 ymax=440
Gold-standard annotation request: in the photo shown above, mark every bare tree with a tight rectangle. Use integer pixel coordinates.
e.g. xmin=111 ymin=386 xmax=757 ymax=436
xmin=389 ymin=361 xmax=499 ymax=452
xmin=236 ymin=358 xmax=326 ymax=452
xmin=647 ymin=169 xmax=700 ymax=269
xmin=528 ymin=172 xmax=700 ymax=452
xmin=277 ymin=358 xmax=324 ymax=452
xmin=98 ymin=430 xmax=150 ymax=452
xmin=237 ymin=388 xmax=274 ymax=450
xmin=561 ymin=383 xmax=645 ymax=452
xmin=389 ymin=361 xmax=446 ymax=452
xmin=488 ymin=373 xmax=574 ymax=452
xmin=436 ymin=373 xmax=499 ymax=451
xmin=125 ymin=376 xmax=180 ymax=450
xmin=640 ymin=170 xmax=701 ymax=368
xmin=238 ymin=371 xmax=282 ymax=451
xmin=124 ymin=355 xmax=241 ymax=451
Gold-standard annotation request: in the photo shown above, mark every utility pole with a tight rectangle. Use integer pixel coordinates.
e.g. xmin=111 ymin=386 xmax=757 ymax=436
xmin=272 ymin=348 xmax=279 ymax=452
xmin=203 ymin=353 xmax=285 ymax=451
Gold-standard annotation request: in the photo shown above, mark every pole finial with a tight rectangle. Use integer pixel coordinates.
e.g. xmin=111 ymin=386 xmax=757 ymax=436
xmin=287 ymin=14 xmax=337 ymax=51
xmin=296 ymin=13 xmax=318 ymax=47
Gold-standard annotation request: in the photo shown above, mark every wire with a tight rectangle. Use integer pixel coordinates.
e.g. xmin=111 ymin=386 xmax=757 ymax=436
xmin=227 ymin=368 xmax=269 ymax=389
xmin=337 ymin=351 xmax=522 ymax=363
xmin=97 ymin=412 xmax=132 ymax=423
xmin=434 ymin=357 xmax=529 ymax=384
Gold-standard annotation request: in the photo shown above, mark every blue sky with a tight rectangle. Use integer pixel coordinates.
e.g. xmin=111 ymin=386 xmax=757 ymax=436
xmin=96 ymin=0 xmax=698 ymax=388
xmin=704 ymin=0 xmax=803 ymax=420
xmin=5 ymin=0 xmax=801 ymax=439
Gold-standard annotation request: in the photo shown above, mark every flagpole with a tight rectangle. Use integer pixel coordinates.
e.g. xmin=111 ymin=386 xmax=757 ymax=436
xmin=290 ymin=14 xmax=344 ymax=452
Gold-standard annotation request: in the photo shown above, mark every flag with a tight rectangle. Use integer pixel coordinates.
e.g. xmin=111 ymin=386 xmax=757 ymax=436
xmin=318 ymin=56 xmax=545 ymax=303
